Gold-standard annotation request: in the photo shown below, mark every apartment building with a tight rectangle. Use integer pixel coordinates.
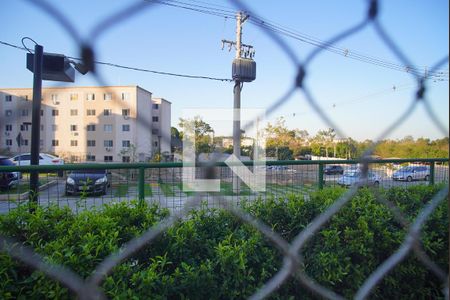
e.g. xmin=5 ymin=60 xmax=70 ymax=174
xmin=0 ymin=86 xmax=171 ymax=163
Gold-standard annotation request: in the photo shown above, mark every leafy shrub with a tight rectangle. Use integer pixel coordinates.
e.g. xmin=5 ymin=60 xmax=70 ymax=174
xmin=0 ymin=185 xmax=447 ymax=299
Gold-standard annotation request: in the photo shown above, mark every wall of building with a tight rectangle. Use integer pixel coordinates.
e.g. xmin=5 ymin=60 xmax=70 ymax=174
xmin=0 ymin=86 xmax=170 ymax=163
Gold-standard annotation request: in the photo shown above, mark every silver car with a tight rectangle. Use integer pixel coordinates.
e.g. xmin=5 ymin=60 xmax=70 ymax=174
xmin=392 ymin=165 xmax=430 ymax=182
xmin=337 ymin=170 xmax=381 ymax=188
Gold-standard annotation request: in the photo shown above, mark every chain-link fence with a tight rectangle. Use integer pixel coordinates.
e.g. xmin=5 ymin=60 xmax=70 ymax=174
xmin=0 ymin=0 xmax=449 ymax=299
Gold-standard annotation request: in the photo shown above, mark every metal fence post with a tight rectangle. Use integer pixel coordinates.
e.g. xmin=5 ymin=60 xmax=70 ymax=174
xmin=318 ymin=162 xmax=324 ymax=190
xmin=429 ymin=161 xmax=435 ymax=186
xmin=138 ymin=167 xmax=145 ymax=203
xmin=29 ymin=44 xmax=43 ymax=207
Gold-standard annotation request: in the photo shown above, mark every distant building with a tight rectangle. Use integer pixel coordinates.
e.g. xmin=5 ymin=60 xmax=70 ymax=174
xmin=0 ymin=85 xmax=171 ymax=163
xmin=221 ymin=136 xmax=254 ymax=148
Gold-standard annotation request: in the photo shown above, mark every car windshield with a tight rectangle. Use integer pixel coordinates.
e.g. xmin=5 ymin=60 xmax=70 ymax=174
xmin=344 ymin=171 xmax=359 ymax=177
xmin=400 ymin=167 xmax=414 ymax=172
xmin=71 ymin=169 xmax=106 ymax=174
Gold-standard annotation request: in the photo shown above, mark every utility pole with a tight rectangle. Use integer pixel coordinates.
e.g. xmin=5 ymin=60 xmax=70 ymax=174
xmin=222 ymin=11 xmax=256 ymax=193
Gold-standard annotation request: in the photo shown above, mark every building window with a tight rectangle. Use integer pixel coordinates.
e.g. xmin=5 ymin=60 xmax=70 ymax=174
xmin=87 ymin=124 xmax=96 ymax=131
xmin=86 ymin=155 xmax=96 ymax=162
xmin=5 ymin=95 xmax=12 ymax=102
xmin=122 ymin=124 xmax=130 ymax=132
xmin=104 ymin=156 xmax=113 ymax=162
xmin=40 ymin=109 xmax=44 ymax=116
xmin=21 ymin=109 xmax=29 ymax=117
xmin=70 ymin=93 xmax=78 ymax=101
xmin=121 ymin=92 xmax=130 ymax=100
xmin=104 ymin=93 xmax=112 ymax=100
xmin=152 ymin=116 xmax=159 ymax=122
xmin=87 ymin=109 xmax=96 ymax=116
xmin=5 ymin=124 xmax=12 ymax=131
xmin=103 ymin=109 xmax=112 ymax=116
xmin=154 ymin=141 xmax=158 ymax=147
xmin=87 ymin=140 xmax=96 ymax=147
xmin=70 ymin=140 xmax=78 ymax=147
xmin=70 ymin=125 xmax=78 ymax=131
xmin=122 ymin=156 xmax=130 ymax=163
xmin=52 ymin=140 xmax=59 ymax=146
xmin=104 ymin=140 xmax=113 ymax=147
xmin=6 ymin=139 xmax=12 ymax=146
xmin=51 ymin=94 xmax=59 ymax=104
xmin=70 ymin=109 xmax=78 ymax=116
xmin=52 ymin=124 xmax=58 ymax=131
xmin=20 ymin=124 xmax=29 ymax=131
xmin=5 ymin=110 xmax=12 ymax=117
xmin=153 ymin=103 xmax=159 ymax=109
xmin=23 ymin=139 xmax=29 ymax=146
xmin=86 ymin=93 xmax=95 ymax=101
xmin=122 ymin=109 xmax=130 ymax=117
xmin=52 ymin=109 xmax=59 ymax=116
xmin=104 ymin=124 xmax=113 ymax=132
xmin=122 ymin=140 xmax=131 ymax=147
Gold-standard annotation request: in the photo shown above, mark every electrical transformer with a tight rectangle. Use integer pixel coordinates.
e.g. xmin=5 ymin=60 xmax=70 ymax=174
xmin=232 ymin=58 xmax=256 ymax=82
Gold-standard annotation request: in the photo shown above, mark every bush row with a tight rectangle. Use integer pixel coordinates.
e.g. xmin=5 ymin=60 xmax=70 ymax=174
xmin=0 ymin=185 xmax=448 ymax=299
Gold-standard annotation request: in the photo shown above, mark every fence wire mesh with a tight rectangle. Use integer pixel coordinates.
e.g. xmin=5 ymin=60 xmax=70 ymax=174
xmin=0 ymin=0 xmax=449 ymax=299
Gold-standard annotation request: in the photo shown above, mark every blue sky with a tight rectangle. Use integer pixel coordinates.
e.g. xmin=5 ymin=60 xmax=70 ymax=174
xmin=0 ymin=0 xmax=448 ymax=141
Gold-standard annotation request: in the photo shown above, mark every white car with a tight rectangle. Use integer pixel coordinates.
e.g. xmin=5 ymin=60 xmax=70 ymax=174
xmin=11 ymin=153 xmax=64 ymax=166
xmin=337 ymin=170 xmax=381 ymax=188
xmin=392 ymin=165 xmax=430 ymax=182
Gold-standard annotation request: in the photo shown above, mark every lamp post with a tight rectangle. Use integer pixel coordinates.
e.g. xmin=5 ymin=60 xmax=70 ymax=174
xmin=26 ymin=43 xmax=88 ymax=207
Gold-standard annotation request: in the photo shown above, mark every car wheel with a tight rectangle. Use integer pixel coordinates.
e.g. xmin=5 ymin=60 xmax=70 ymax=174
xmin=407 ymin=176 xmax=413 ymax=182
xmin=424 ymin=175 xmax=430 ymax=181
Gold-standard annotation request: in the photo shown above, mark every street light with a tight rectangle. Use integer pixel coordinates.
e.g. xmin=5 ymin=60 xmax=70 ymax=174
xmin=26 ymin=43 xmax=89 ymax=206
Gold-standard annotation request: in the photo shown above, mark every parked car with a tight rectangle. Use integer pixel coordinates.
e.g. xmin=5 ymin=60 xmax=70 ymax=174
xmin=0 ymin=156 xmax=21 ymax=190
xmin=392 ymin=165 xmax=430 ymax=182
xmin=265 ymin=165 xmax=296 ymax=173
xmin=324 ymin=165 xmax=344 ymax=175
xmin=337 ymin=170 xmax=380 ymax=188
xmin=11 ymin=153 xmax=65 ymax=176
xmin=65 ymin=169 xmax=111 ymax=196
xmin=11 ymin=153 xmax=64 ymax=166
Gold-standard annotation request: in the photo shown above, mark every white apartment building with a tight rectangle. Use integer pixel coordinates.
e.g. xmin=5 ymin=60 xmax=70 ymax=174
xmin=0 ymin=86 xmax=171 ymax=163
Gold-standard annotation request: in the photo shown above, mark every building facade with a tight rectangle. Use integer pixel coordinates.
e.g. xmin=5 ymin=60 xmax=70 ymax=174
xmin=0 ymin=85 xmax=171 ymax=163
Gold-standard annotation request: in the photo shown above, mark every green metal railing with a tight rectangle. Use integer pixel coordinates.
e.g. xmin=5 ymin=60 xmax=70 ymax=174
xmin=0 ymin=158 xmax=448 ymax=213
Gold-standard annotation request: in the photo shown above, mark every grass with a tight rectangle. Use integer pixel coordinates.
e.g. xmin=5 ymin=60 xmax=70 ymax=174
xmin=159 ymin=183 xmax=175 ymax=197
xmin=114 ymin=183 xmax=153 ymax=197
xmin=114 ymin=184 xmax=129 ymax=197
xmin=218 ymin=181 xmax=252 ymax=196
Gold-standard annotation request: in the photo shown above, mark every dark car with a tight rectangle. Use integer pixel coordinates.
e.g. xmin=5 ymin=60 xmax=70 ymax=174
xmin=65 ymin=169 xmax=111 ymax=196
xmin=0 ymin=156 xmax=21 ymax=190
xmin=324 ymin=165 xmax=344 ymax=175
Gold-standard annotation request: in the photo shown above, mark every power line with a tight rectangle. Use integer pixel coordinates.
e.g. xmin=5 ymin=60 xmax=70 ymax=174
xmin=147 ymin=0 xmax=449 ymax=81
xmin=0 ymin=40 xmax=232 ymax=82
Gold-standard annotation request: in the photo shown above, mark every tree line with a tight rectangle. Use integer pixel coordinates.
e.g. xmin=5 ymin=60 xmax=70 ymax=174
xmin=172 ymin=116 xmax=449 ymax=160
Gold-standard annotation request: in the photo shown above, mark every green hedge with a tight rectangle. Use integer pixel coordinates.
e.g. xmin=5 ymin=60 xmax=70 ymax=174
xmin=0 ymin=185 xmax=448 ymax=299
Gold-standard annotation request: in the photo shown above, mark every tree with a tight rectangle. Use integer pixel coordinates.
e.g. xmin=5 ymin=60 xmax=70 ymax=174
xmin=264 ymin=117 xmax=309 ymax=158
xmin=178 ymin=116 xmax=215 ymax=159
xmin=314 ymin=128 xmax=336 ymax=157
xmin=171 ymin=126 xmax=182 ymax=153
